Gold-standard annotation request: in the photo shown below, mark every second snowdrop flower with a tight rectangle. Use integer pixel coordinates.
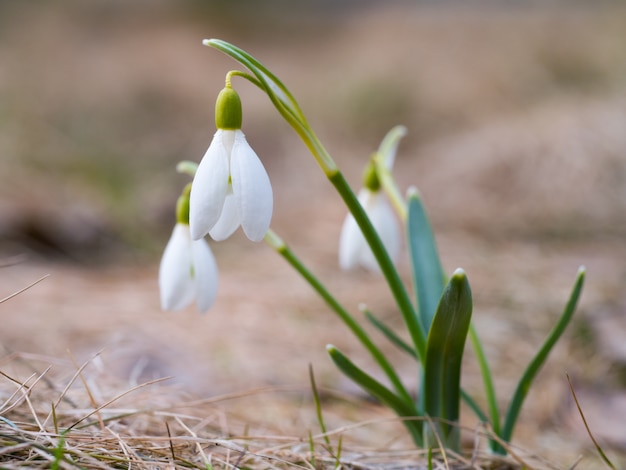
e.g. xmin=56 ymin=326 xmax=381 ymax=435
xmin=339 ymin=160 xmax=402 ymax=273
xmin=159 ymin=184 xmax=219 ymax=313
xmin=190 ymin=84 xmax=273 ymax=242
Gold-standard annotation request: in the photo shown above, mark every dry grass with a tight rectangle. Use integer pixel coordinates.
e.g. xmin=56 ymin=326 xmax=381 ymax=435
xmin=0 ymin=349 xmax=564 ymax=470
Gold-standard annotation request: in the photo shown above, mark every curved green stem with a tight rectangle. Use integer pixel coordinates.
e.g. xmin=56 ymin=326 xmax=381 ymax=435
xmin=205 ymin=39 xmax=337 ymax=175
xmin=206 ymin=39 xmax=425 ymax=362
xmin=264 ymin=230 xmax=414 ymax=405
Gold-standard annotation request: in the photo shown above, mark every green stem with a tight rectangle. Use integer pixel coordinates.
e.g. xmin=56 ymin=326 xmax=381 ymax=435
xmin=373 ymin=153 xmax=407 ymax=221
xmin=264 ymin=230 xmax=413 ymax=405
xmin=205 ymin=39 xmax=338 ymax=175
xmin=328 ymin=171 xmax=426 ymax=362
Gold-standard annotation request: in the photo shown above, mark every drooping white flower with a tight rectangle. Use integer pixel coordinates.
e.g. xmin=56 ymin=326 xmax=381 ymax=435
xmin=189 ymin=86 xmax=273 ymax=242
xmin=159 ymin=223 xmax=218 ymax=313
xmin=339 ymin=126 xmax=406 ymax=273
xmin=339 ymin=189 xmax=401 ymax=273
xmin=189 ymin=129 xmax=273 ymax=242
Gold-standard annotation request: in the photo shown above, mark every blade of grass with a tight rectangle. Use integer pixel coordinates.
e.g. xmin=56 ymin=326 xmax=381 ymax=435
xmin=501 ymin=267 xmax=586 ymax=443
xmin=567 ymin=373 xmax=616 ymax=470
xmin=308 ymin=365 xmax=331 ymax=451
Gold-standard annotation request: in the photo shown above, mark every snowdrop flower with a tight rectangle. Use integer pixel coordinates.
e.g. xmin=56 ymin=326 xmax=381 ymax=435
xmin=339 ymin=185 xmax=401 ymax=273
xmin=339 ymin=127 xmax=406 ymax=273
xmin=190 ymin=85 xmax=273 ymax=242
xmin=159 ymin=185 xmax=218 ymax=313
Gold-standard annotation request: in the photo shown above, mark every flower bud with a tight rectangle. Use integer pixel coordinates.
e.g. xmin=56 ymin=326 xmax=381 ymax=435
xmin=215 ymin=86 xmax=242 ymax=130
xmin=362 ymin=158 xmax=381 ymax=192
xmin=176 ymin=183 xmax=192 ymax=225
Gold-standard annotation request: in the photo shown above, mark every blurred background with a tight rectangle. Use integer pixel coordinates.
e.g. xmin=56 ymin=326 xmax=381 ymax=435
xmin=1 ymin=0 xmax=626 ymax=464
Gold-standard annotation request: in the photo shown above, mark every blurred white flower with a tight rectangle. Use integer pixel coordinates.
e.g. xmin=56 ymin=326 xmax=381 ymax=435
xmin=339 ymin=126 xmax=406 ymax=273
xmin=189 ymin=129 xmax=273 ymax=242
xmin=339 ymin=188 xmax=401 ymax=273
xmin=159 ymin=223 xmax=218 ymax=313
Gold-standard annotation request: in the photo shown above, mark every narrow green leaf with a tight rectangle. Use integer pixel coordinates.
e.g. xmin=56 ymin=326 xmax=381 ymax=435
xmin=407 ymin=189 xmax=446 ymax=334
xmin=468 ymin=324 xmax=503 ymax=453
xmin=327 ymin=345 xmax=423 ymax=446
xmin=460 ymin=389 xmax=489 ymax=423
xmin=423 ymin=269 xmax=473 ymax=450
xmin=501 ymin=266 xmax=586 ymax=443
xmin=364 ymin=308 xmax=417 ymax=359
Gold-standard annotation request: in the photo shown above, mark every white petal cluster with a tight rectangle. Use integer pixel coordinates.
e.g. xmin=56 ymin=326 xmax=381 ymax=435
xmin=339 ymin=189 xmax=401 ymax=273
xmin=189 ymin=129 xmax=273 ymax=242
xmin=159 ymin=223 xmax=218 ymax=313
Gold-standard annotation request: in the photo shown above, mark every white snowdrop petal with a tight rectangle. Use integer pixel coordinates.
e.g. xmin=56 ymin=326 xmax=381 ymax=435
xmin=159 ymin=224 xmax=195 ymax=311
xmin=189 ymin=130 xmax=230 ymax=240
xmin=191 ymin=238 xmax=219 ymax=313
xmin=339 ymin=189 xmax=369 ymax=271
xmin=338 ymin=214 xmax=362 ymax=271
xmin=365 ymin=193 xmax=401 ymax=268
xmin=230 ymin=131 xmax=273 ymax=242
xmin=209 ymin=192 xmax=240 ymax=241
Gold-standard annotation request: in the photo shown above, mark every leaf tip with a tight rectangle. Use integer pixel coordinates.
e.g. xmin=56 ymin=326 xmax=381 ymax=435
xmin=451 ymin=267 xmax=466 ymax=279
xmin=406 ymin=185 xmax=421 ymax=200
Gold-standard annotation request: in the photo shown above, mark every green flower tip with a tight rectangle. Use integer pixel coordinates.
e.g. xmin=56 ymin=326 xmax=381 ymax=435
xmin=175 ymin=183 xmax=192 ymax=225
xmin=326 ymin=344 xmax=337 ymax=353
xmin=362 ymin=158 xmax=381 ymax=192
xmin=202 ymin=39 xmax=212 ymax=47
xmin=215 ymin=86 xmax=242 ymax=130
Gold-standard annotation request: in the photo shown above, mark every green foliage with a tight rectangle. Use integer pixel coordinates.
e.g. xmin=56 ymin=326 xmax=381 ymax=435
xmin=201 ymin=39 xmax=586 ymax=457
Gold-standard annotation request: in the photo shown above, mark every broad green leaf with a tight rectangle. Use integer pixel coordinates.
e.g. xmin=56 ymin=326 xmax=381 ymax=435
xmin=407 ymin=189 xmax=446 ymax=334
xmin=365 ymin=307 xmax=490 ymax=424
xmin=423 ymin=269 xmax=473 ymax=451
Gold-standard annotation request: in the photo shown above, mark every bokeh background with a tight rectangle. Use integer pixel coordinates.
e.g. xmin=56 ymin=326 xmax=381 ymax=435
xmin=1 ymin=0 xmax=626 ymax=466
